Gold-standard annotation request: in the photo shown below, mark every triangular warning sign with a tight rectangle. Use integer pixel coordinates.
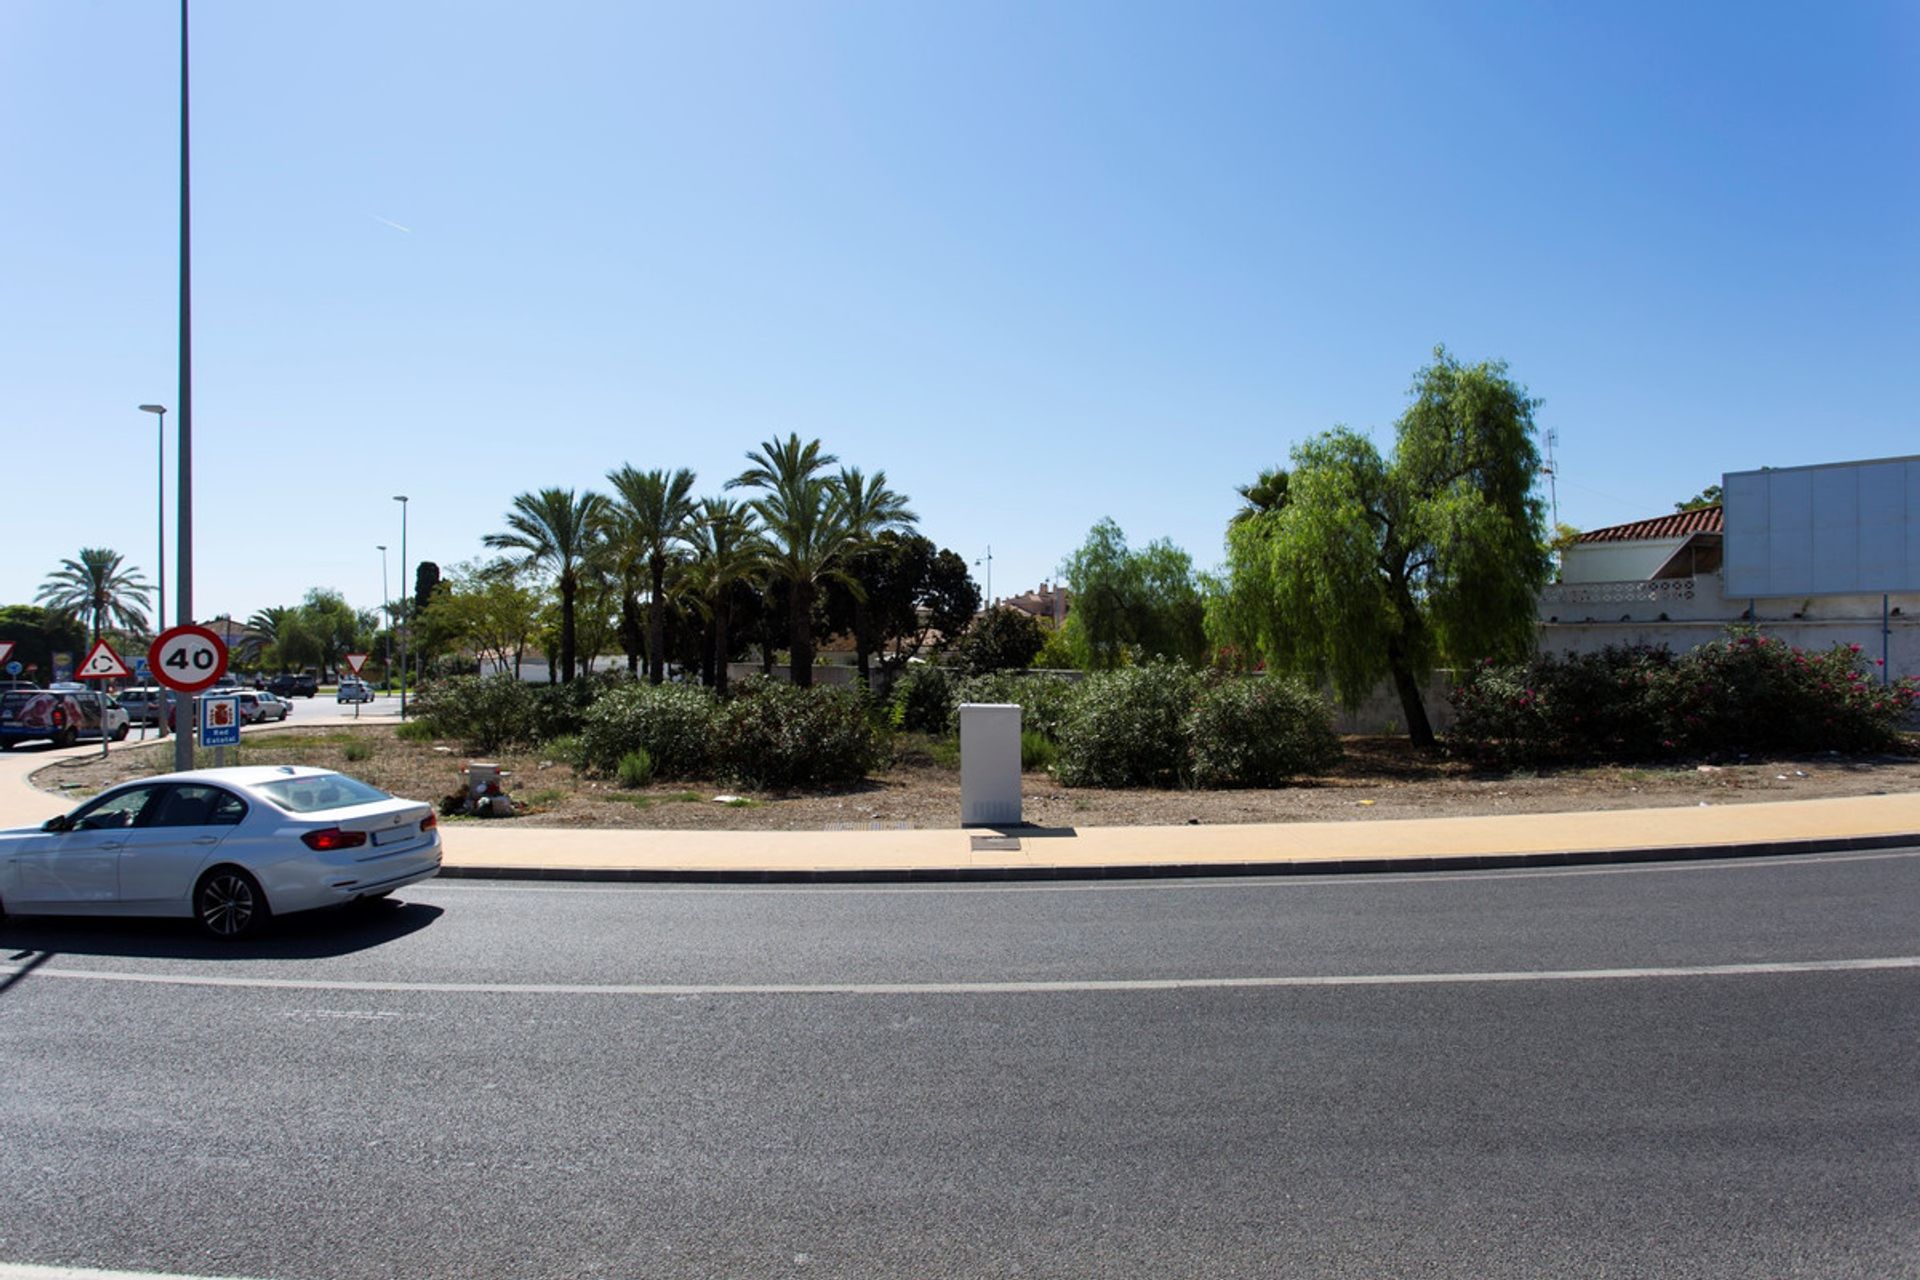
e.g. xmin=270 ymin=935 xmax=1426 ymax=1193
xmin=344 ymin=652 xmax=370 ymax=675
xmin=77 ymin=639 xmax=132 ymax=680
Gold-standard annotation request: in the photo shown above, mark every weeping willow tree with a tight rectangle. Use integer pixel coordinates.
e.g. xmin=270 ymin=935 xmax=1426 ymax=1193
xmin=1210 ymin=348 xmax=1549 ymax=746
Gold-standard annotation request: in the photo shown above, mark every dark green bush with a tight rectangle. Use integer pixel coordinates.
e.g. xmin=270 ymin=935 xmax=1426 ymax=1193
xmin=889 ymin=664 xmax=956 ymax=735
xmin=578 ymin=683 xmax=718 ymax=778
xmin=1055 ymin=661 xmax=1202 ymax=788
xmin=1449 ymin=646 xmax=1675 ymax=766
xmin=952 ymin=671 xmax=1081 ymax=742
xmin=1448 ymin=629 xmax=1919 ymax=764
xmin=1669 ymin=629 xmax=1917 ymax=754
xmin=1189 ymin=675 xmax=1341 ymax=787
xmin=408 ymin=674 xmax=536 ymax=753
xmin=717 ymin=678 xmax=883 ymax=789
xmin=530 ymin=676 xmax=616 ymax=743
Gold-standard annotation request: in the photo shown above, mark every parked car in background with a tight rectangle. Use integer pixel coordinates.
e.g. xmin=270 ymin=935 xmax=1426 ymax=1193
xmin=0 ymin=765 xmax=443 ymax=938
xmin=117 ymin=686 xmax=169 ymax=725
xmin=0 ymin=687 xmax=129 ymax=749
xmin=337 ymin=677 xmax=375 ymax=704
xmin=237 ymin=690 xmax=292 ymax=724
xmin=267 ymin=673 xmax=319 ymax=699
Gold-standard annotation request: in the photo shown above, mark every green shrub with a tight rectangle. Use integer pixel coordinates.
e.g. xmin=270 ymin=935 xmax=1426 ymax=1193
xmin=1055 ymin=660 xmax=1203 ymax=788
xmin=1448 ymin=629 xmax=1920 ymax=765
xmin=1020 ymin=729 xmax=1057 ymax=773
xmin=1188 ymin=675 xmax=1341 ymax=787
xmin=578 ymin=683 xmax=718 ymax=778
xmin=1669 ymin=629 xmax=1917 ymax=754
xmin=395 ymin=719 xmax=438 ymax=743
xmin=616 ymin=748 xmax=655 ymax=789
xmin=952 ymin=671 xmax=1082 ymax=742
xmin=540 ymin=733 xmax=587 ymax=769
xmin=717 ymin=678 xmax=882 ymax=789
xmin=408 ymin=674 xmax=536 ymax=753
xmin=530 ymin=676 xmax=614 ymax=742
xmin=888 ymin=664 xmax=956 ymax=735
xmin=342 ymin=738 xmax=374 ymax=763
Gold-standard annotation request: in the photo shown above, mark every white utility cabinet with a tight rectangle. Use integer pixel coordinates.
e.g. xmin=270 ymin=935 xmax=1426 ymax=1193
xmin=959 ymin=702 xmax=1022 ymax=826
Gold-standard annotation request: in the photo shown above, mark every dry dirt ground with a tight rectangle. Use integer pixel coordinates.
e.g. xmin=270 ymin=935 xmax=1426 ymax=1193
xmin=28 ymin=725 xmax=1920 ymax=831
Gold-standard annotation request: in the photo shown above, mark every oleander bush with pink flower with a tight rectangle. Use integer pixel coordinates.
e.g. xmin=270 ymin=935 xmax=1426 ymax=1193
xmin=1448 ymin=628 xmax=1918 ymax=764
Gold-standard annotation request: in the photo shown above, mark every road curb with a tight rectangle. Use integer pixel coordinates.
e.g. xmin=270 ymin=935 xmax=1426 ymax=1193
xmin=432 ymin=831 xmax=1920 ymax=885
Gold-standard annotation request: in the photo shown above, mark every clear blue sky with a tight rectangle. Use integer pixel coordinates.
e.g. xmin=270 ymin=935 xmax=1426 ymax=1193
xmin=3 ymin=1 xmax=1915 ymax=625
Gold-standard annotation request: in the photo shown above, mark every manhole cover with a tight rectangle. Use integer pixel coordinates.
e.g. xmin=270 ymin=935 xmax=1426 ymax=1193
xmin=970 ymin=836 xmax=1021 ymax=852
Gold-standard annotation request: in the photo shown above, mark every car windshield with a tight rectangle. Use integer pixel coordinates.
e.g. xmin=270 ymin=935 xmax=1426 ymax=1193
xmin=254 ymin=774 xmax=392 ymax=813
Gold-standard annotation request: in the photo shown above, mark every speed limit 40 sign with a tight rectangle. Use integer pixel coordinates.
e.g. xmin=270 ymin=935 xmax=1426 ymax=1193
xmin=148 ymin=624 xmax=230 ymax=694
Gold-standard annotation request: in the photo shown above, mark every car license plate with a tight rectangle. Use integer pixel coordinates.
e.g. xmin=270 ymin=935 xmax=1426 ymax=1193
xmin=373 ymin=826 xmax=413 ymax=847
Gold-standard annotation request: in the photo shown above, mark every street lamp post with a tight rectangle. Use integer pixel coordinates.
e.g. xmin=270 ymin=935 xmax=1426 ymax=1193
xmin=170 ymin=0 xmax=195 ymax=776
xmin=138 ymin=404 xmax=168 ymax=739
xmin=393 ymin=495 xmax=408 ymax=718
xmin=378 ymin=544 xmax=390 ymax=692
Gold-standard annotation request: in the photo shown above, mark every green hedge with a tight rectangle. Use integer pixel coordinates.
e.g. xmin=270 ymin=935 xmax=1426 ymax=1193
xmin=1189 ymin=675 xmax=1342 ymax=787
xmin=579 ymin=683 xmax=718 ymax=779
xmin=951 ymin=671 xmax=1081 ymax=742
xmin=1448 ymin=629 xmax=1920 ymax=764
xmin=1055 ymin=661 xmax=1202 ymax=788
xmin=717 ymin=678 xmax=883 ymax=789
xmin=408 ymin=674 xmax=535 ymax=753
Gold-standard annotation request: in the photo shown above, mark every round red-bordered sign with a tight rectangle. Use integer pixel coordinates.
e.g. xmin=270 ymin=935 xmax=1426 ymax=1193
xmin=148 ymin=624 xmax=230 ymax=694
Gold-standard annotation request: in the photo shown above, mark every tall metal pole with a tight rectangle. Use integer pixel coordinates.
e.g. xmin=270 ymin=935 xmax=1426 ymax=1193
xmin=139 ymin=404 xmax=168 ymax=738
xmin=378 ymin=544 xmax=390 ymax=691
xmin=394 ymin=495 xmax=408 ymax=719
xmin=173 ymin=0 xmax=195 ymax=775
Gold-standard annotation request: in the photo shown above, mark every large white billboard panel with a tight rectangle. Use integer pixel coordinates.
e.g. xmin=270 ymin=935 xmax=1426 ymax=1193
xmin=1722 ymin=456 xmax=1920 ymax=598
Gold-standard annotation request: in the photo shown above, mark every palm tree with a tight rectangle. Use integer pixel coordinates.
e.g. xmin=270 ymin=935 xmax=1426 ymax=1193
xmin=836 ymin=466 xmax=917 ymax=686
xmin=606 ymin=465 xmax=700 ymax=684
xmin=37 ymin=548 xmax=151 ymax=642
xmin=1231 ymin=467 xmax=1289 ymax=525
xmin=727 ymin=434 xmax=852 ymax=687
xmin=483 ymin=487 xmax=609 ymax=683
xmin=682 ymin=497 xmax=762 ymax=693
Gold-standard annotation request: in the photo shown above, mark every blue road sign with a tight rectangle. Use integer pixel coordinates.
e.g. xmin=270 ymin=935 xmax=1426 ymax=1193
xmin=199 ymin=696 xmax=242 ymax=748
xmin=4 ymin=661 xmax=19 ymax=676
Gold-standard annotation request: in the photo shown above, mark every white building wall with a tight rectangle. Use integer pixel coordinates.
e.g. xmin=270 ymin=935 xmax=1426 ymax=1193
xmin=1559 ymin=539 xmax=1686 ymax=583
xmin=1538 ymin=571 xmax=1920 ymax=681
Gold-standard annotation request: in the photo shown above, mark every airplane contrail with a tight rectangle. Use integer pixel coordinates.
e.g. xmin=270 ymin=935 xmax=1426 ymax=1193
xmin=371 ymin=214 xmax=413 ymax=234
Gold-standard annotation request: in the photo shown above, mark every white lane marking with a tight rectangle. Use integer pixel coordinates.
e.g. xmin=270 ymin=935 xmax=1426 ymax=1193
xmin=420 ymin=846 xmax=1920 ymax=896
xmin=0 ymin=1266 xmax=270 ymax=1280
xmin=2 ymin=956 xmax=1915 ymax=998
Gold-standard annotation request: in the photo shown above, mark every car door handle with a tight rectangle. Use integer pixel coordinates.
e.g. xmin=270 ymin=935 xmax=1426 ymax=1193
xmin=192 ymin=836 xmax=220 ymax=846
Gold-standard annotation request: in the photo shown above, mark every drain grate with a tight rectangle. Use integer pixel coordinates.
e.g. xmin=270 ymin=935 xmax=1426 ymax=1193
xmin=970 ymin=835 xmax=1022 ymax=852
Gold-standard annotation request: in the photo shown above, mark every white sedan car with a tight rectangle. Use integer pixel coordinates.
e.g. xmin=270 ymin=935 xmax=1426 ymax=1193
xmin=0 ymin=766 xmax=441 ymax=939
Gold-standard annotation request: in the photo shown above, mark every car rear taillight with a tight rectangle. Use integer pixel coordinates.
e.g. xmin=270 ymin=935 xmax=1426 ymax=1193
xmin=419 ymin=813 xmax=437 ymax=832
xmin=301 ymin=827 xmax=369 ymax=852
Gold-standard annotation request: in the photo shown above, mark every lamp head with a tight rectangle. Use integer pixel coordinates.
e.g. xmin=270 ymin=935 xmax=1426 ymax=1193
xmin=138 ymin=404 xmax=167 ymax=415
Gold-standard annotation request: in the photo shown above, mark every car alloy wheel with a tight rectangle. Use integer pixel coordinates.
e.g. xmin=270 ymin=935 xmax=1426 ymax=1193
xmin=196 ymin=869 xmax=267 ymax=940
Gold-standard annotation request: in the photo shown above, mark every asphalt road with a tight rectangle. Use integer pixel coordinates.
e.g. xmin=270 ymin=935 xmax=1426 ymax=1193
xmin=2 ymin=849 xmax=1917 ymax=1279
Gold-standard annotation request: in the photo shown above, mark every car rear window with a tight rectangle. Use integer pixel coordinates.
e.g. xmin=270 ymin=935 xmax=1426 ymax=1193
xmin=255 ymin=774 xmax=393 ymax=813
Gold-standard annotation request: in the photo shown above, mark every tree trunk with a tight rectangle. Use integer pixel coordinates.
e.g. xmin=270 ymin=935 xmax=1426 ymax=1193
xmin=854 ymin=595 xmax=872 ymax=688
xmin=790 ymin=580 xmax=814 ymax=688
xmin=714 ymin=598 xmax=731 ymax=694
xmin=1384 ymin=635 xmax=1435 ymax=748
xmin=559 ymin=582 xmax=577 ymax=684
xmin=648 ymin=555 xmax=667 ymax=685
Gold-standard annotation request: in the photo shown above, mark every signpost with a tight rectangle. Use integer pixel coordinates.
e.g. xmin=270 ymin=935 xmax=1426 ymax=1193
xmin=344 ymin=652 xmax=369 ymax=718
xmin=199 ymin=694 xmax=240 ymax=766
xmin=75 ymin=639 xmax=132 ymax=760
xmin=149 ymin=624 xmax=229 ymax=763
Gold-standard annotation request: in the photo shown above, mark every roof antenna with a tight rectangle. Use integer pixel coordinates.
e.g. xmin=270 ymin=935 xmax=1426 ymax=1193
xmin=1540 ymin=427 xmax=1560 ymax=528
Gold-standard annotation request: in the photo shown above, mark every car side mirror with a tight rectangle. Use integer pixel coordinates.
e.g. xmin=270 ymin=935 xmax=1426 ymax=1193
xmin=41 ymin=814 xmax=72 ymax=833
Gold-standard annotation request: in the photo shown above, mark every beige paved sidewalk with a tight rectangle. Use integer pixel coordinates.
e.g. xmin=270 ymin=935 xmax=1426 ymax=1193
xmin=6 ymin=735 xmax=1918 ymax=879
